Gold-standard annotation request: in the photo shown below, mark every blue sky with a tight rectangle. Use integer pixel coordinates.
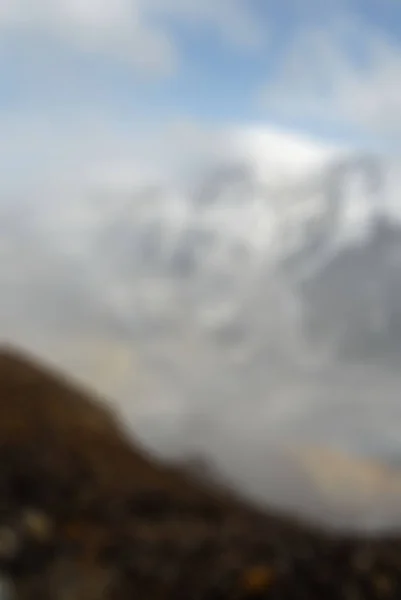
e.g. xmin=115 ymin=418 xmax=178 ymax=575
xmin=0 ymin=0 xmax=401 ymax=190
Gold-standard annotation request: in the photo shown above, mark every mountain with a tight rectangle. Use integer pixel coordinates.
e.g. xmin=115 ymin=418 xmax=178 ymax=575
xmin=3 ymin=128 xmax=401 ymax=527
xmin=5 ymin=346 xmax=401 ymax=599
xmin=296 ymin=212 xmax=401 ymax=365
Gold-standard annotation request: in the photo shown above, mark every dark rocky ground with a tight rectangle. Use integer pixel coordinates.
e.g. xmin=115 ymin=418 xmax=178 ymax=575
xmin=1 ymin=346 xmax=401 ymax=599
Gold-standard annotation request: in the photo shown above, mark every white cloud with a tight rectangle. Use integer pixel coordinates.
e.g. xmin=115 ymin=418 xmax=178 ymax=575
xmin=259 ymin=20 xmax=401 ymax=139
xmin=6 ymin=106 xmax=401 ymax=529
xmin=224 ymin=125 xmax=338 ymax=178
xmin=0 ymin=0 xmax=177 ymax=73
xmin=0 ymin=106 xmax=337 ymax=197
xmin=0 ymin=0 xmax=264 ymax=73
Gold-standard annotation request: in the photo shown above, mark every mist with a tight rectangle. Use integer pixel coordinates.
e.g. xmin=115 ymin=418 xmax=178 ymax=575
xmin=2 ymin=127 xmax=401 ymax=531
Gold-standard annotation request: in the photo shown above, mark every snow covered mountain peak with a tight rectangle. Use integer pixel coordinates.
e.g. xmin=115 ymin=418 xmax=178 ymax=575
xmin=3 ymin=124 xmax=401 ymax=469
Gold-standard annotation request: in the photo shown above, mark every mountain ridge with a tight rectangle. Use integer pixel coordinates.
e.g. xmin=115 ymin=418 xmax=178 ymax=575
xmin=3 ymin=143 xmax=401 ymax=519
xmin=3 ymin=345 xmax=401 ymax=599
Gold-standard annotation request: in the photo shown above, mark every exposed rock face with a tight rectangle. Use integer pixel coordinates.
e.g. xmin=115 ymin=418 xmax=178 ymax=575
xmin=2 ymin=345 xmax=401 ymax=599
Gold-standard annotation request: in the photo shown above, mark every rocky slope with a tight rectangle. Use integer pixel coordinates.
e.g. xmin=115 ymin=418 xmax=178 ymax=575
xmin=3 ymin=346 xmax=401 ymax=599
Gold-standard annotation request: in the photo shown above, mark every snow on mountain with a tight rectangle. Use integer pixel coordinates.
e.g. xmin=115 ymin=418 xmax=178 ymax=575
xmin=3 ymin=125 xmax=401 ymax=527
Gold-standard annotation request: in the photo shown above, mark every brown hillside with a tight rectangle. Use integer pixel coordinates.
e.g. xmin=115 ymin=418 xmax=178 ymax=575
xmin=0 ymin=345 xmax=229 ymax=510
xmin=1 ymin=345 xmax=401 ymax=600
